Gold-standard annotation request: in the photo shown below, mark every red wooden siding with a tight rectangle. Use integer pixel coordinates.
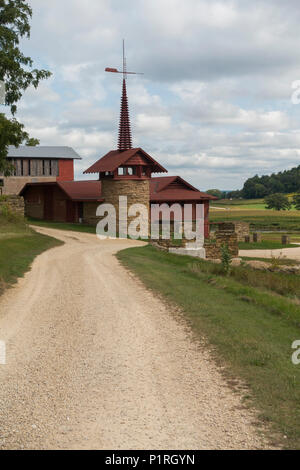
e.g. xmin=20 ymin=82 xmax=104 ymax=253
xmin=57 ymin=159 xmax=74 ymax=181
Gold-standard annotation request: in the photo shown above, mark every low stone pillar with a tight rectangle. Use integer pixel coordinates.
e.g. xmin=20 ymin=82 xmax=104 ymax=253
xmin=282 ymin=235 xmax=290 ymax=245
xmin=253 ymin=232 xmax=262 ymax=243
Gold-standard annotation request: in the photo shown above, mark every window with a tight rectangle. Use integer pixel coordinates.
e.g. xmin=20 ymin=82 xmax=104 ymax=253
xmin=28 ymin=160 xmax=31 ymax=176
xmin=21 ymin=159 xmax=24 ymax=176
xmin=127 ymin=167 xmax=136 ymax=176
xmin=49 ymin=160 xmax=52 ymax=175
xmin=0 ymin=179 xmax=4 ymax=187
xmin=118 ymin=167 xmax=137 ymax=176
xmin=42 ymin=160 xmax=45 ymax=176
xmin=118 ymin=167 xmax=126 ymax=176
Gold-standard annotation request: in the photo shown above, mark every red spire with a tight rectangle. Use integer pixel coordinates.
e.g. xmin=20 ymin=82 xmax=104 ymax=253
xmin=118 ymin=78 xmax=132 ymax=151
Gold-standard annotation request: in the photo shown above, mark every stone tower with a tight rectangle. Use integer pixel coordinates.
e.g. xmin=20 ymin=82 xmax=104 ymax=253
xmin=84 ymin=71 xmax=167 ymax=236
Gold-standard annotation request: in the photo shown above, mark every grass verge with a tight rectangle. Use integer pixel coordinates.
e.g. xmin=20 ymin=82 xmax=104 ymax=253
xmin=27 ymin=217 xmax=96 ymax=234
xmin=117 ymin=245 xmax=300 ymax=449
xmin=239 ymin=240 xmax=296 ymax=250
xmin=0 ymin=214 xmax=63 ymax=296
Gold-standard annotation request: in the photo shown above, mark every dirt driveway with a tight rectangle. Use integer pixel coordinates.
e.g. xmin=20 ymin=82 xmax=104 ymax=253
xmin=240 ymin=246 xmax=300 ymax=261
xmin=0 ymin=227 xmax=269 ymax=449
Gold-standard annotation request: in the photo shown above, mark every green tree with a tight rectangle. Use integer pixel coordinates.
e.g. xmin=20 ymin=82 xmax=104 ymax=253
xmin=26 ymin=137 xmax=40 ymax=146
xmin=0 ymin=0 xmax=51 ymax=174
xmin=293 ymin=194 xmax=300 ymax=210
xmin=206 ymin=189 xmax=223 ymax=199
xmin=265 ymin=193 xmax=291 ymax=211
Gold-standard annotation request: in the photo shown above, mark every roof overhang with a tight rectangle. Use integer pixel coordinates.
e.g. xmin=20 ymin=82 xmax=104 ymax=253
xmin=84 ymin=147 xmax=167 ymax=174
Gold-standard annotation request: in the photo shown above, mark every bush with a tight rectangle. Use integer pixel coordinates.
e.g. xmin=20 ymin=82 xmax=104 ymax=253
xmin=220 ymin=243 xmax=232 ymax=275
xmin=0 ymin=204 xmax=25 ymax=224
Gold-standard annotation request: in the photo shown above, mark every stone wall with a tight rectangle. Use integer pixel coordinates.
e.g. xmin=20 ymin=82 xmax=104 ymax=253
xmin=204 ymin=222 xmax=239 ymax=259
xmin=232 ymin=221 xmax=250 ymax=242
xmin=83 ymin=202 xmax=101 ymax=225
xmin=0 ymin=195 xmax=25 ymax=217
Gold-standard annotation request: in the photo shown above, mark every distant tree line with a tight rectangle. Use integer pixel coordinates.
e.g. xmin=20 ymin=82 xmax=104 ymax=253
xmin=207 ymin=165 xmax=300 ymax=200
xmin=241 ymin=165 xmax=300 ymax=199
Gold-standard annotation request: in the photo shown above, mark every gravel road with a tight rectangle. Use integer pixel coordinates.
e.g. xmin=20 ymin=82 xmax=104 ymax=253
xmin=0 ymin=227 xmax=269 ymax=449
xmin=240 ymin=246 xmax=300 ymax=261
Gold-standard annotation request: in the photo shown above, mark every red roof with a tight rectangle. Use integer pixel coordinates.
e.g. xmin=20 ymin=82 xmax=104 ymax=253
xmin=20 ymin=180 xmax=103 ymax=202
xmin=58 ymin=180 xmax=102 ymax=201
xmin=20 ymin=177 xmax=215 ymax=203
xmin=150 ymin=176 xmax=216 ymax=201
xmin=84 ymin=148 xmax=167 ymax=174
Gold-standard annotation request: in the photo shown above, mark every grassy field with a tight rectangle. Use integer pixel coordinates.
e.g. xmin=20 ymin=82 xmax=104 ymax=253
xmin=118 ymin=245 xmax=300 ymax=449
xmin=238 ymin=240 xmax=296 ymax=250
xmin=213 ymin=198 xmax=298 ymax=211
xmin=0 ymin=214 xmax=63 ymax=296
xmin=210 ymin=209 xmax=300 ymax=231
xmin=212 ymin=198 xmax=267 ymax=210
xmin=210 ymin=198 xmax=300 ymax=231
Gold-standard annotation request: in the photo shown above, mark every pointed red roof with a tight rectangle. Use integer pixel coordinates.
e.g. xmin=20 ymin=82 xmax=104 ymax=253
xmin=118 ymin=79 xmax=132 ymax=151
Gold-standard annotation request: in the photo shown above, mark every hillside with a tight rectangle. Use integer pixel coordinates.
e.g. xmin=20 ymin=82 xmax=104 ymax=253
xmin=226 ymin=165 xmax=300 ymax=199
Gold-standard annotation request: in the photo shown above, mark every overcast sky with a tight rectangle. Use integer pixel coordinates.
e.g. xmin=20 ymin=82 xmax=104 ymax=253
xmin=9 ymin=0 xmax=300 ymax=190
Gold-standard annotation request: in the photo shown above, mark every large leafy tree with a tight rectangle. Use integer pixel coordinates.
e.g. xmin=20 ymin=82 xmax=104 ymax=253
xmin=265 ymin=193 xmax=291 ymax=211
xmin=293 ymin=194 xmax=300 ymax=210
xmin=0 ymin=0 xmax=51 ymax=174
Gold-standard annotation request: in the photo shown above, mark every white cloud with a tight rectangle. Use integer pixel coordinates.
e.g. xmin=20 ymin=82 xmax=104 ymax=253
xmin=11 ymin=0 xmax=300 ymax=189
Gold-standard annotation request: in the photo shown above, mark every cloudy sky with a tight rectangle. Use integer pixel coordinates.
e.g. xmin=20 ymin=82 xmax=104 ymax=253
xmin=7 ymin=0 xmax=300 ymax=190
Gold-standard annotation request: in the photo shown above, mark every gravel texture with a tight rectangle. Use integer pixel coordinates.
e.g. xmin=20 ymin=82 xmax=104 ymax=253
xmin=0 ymin=227 xmax=270 ymax=449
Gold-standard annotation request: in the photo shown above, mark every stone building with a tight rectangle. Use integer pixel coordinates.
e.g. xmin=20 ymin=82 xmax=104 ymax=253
xmin=20 ymin=59 xmax=215 ymax=236
xmin=0 ymin=146 xmax=81 ymax=195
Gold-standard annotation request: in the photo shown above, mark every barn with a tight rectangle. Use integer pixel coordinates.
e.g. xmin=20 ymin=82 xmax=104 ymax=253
xmin=1 ymin=146 xmax=81 ymax=195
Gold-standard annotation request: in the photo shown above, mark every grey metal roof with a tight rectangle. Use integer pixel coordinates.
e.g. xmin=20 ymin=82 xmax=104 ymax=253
xmin=7 ymin=146 xmax=82 ymax=160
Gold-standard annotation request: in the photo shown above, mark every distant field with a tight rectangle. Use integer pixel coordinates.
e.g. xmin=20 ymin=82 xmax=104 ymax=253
xmin=210 ymin=199 xmax=300 ymax=231
xmin=212 ymin=198 xmax=298 ymax=211
xmin=212 ymin=198 xmax=267 ymax=210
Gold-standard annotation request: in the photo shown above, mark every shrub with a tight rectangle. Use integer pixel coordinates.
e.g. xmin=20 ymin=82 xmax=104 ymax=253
xmin=220 ymin=243 xmax=232 ymax=275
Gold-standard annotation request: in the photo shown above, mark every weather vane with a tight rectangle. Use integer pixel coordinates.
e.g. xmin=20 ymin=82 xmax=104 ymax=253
xmin=105 ymin=40 xmax=143 ymax=80
xmin=105 ymin=40 xmax=143 ymax=151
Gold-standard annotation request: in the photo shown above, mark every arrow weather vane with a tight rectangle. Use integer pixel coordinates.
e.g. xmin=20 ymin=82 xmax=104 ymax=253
xmin=105 ymin=40 xmax=143 ymax=151
xmin=105 ymin=39 xmax=144 ymax=80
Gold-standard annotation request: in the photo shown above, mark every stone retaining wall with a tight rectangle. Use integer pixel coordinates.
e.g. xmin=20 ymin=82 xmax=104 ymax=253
xmin=0 ymin=195 xmax=24 ymax=217
xmin=204 ymin=223 xmax=239 ymax=259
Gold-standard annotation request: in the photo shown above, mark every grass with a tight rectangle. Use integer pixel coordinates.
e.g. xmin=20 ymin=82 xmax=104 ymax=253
xmin=117 ymin=245 xmax=300 ymax=448
xmin=0 ymin=214 xmax=63 ymax=296
xmin=239 ymin=240 xmax=296 ymax=250
xmin=27 ymin=217 xmax=96 ymax=234
xmin=210 ymin=200 xmax=300 ymax=231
